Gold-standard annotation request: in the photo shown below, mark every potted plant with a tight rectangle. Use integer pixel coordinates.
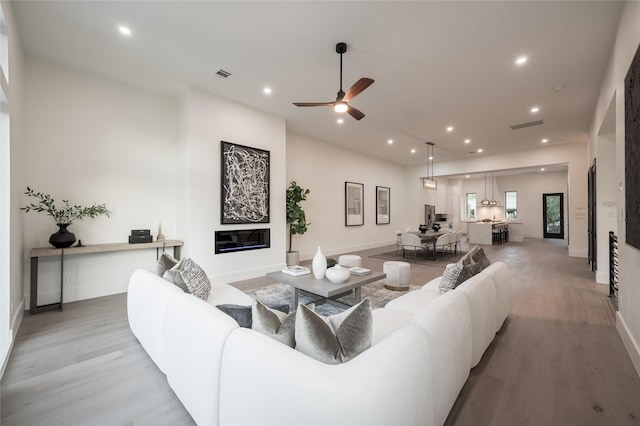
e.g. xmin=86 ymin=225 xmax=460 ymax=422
xmin=21 ymin=187 xmax=112 ymax=248
xmin=286 ymin=181 xmax=310 ymax=266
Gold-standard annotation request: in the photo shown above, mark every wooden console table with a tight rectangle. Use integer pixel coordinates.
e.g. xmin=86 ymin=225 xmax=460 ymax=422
xmin=30 ymin=239 xmax=183 ymax=314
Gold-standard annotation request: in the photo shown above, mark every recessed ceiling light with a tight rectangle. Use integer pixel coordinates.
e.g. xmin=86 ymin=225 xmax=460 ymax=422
xmin=118 ymin=25 xmax=132 ymax=36
xmin=466 ymin=175 xmax=470 ymax=178
xmin=428 ymin=155 xmax=433 ymax=160
xmin=263 ymin=87 xmax=272 ymax=95
xmin=411 ymin=149 xmax=416 ymax=154
xmin=387 ymin=139 xmax=393 ymax=144
xmin=464 ymin=139 xmax=471 ymax=144
xmin=542 ymin=138 xmax=548 ymax=143
xmin=446 ymin=126 xmax=454 ymax=132
xmin=477 ymin=148 xmax=483 ymax=153
xmin=531 ymin=107 xmax=540 ymax=113
xmin=337 ymin=118 xmax=344 ymax=124
xmin=540 ymin=168 xmax=545 ymax=171
xmin=516 ymin=56 xmax=528 ymax=65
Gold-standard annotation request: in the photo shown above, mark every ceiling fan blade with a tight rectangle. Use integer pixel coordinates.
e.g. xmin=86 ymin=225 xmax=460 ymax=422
xmin=346 ymin=105 xmax=365 ymax=120
xmin=343 ymin=78 xmax=374 ymax=102
xmin=293 ymin=102 xmax=335 ymax=107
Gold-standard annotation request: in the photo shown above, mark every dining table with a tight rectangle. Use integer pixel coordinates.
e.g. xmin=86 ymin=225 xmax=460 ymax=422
xmin=398 ymin=230 xmax=448 ymax=260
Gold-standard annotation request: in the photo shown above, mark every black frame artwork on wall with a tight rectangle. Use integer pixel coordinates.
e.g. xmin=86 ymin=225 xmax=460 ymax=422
xmin=221 ymin=141 xmax=270 ymax=224
xmin=376 ymin=186 xmax=390 ymax=225
xmin=625 ymin=43 xmax=640 ymax=251
xmin=345 ymin=181 xmax=364 ymax=226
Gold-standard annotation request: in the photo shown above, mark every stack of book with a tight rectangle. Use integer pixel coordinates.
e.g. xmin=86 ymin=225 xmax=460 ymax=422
xmin=281 ymin=265 xmax=311 ymax=276
xmin=348 ymin=267 xmax=372 ymax=276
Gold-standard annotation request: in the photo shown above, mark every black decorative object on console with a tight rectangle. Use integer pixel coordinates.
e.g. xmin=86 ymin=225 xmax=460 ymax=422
xmin=49 ymin=224 xmax=76 ymax=248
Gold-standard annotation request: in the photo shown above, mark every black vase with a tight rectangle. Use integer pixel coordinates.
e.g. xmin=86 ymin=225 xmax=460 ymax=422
xmin=419 ymin=225 xmax=427 ymax=233
xmin=49 ymin=224 xmax=76 ymax=248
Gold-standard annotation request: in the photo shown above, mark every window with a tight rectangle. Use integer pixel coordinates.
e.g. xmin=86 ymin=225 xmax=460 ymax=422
xmin=466 ymin=193 xmax=476 ymax=219
xmin=0 ymin=5 xmax=8 ymax=82
xmin=505 ymin=191 xmax=517 ymax=219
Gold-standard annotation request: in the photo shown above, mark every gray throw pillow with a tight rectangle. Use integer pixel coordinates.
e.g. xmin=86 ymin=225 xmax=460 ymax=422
xmin=471 ymin=248 xmax=491 ymax=269
xmin=153 ymin=252 xmax=178 ymax=276
xmin=439 ymin=262 xmax=463 ymax=292
xmin=252 ymin=300 xmax=297 ymax=347
xmin=163 ymin=258 xmax=211 ymax=300
xmin=455 ymin=262 xmax=482 ymax=288
xmin=217 ymin=303 xmax=289 ymax=328
xmin=295 ymin=298 xmax=372 ymax=364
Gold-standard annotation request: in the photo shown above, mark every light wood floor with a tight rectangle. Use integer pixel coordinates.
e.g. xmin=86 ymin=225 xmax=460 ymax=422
xmin=2 ymin=238 xmax=639 ymax=425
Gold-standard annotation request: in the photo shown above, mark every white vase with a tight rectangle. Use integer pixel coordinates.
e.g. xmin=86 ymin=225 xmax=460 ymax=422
xmin=325 ymin=264 xmax=350 ymax=284
xmin=312 ymin=245 xmax=327 ymax=279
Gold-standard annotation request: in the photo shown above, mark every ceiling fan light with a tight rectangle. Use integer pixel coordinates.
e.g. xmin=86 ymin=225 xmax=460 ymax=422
xmin=334 ymin=102 xmax=348 ymax=113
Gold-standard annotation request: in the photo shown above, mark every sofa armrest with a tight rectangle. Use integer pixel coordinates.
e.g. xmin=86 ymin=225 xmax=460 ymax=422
xmin=455 ymin=273 xmax=499 ymax=367
xmin=219 ymin=325 xmax=437 ymax=426
xmin=127 ymin=268 xmax=183 ymax=373
xmin=164 ymin=293 xmax=240 ymax=426
xmin=482 ymin=261 xmax=512 ymax=331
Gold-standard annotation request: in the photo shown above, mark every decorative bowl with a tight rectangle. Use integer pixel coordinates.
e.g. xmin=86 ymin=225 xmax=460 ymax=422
xmin=325 ymin=265 xmax=350 ymax=284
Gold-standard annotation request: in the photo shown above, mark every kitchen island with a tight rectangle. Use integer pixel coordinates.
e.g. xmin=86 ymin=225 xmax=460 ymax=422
xmin=468 ymin=221 xmax=509 ymax=245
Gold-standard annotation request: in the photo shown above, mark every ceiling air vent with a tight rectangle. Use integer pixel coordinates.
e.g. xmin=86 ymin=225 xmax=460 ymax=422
xmin=510 ymin=120 xmax=544 ymax=130
xmin=215 ymin=69 xmax=232 ymax=79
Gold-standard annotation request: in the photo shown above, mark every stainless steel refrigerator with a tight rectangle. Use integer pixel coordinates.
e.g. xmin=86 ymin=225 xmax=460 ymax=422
xmin=425 ymin=204 xmax=436 ymax=228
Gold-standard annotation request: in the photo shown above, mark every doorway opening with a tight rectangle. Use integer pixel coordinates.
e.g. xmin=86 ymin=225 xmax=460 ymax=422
xmin=543 ymin=193 xmax=564 ymax=239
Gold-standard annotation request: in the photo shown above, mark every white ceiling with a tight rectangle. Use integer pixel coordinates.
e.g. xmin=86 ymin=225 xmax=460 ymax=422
xmin=11 ymin=1 xmax=622 ymax=166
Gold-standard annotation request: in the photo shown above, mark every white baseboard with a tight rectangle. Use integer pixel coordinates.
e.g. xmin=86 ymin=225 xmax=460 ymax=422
xmin=617 ymin=311 xmax=640 ymax=379
xmin=595 ymin=270 xmax=609 ymax=285
xmin=26 ymin=281 xmax=129 ymax=310
xmin=1 ymin=299 xmax=23 ymax=379
xmin=300 ymin=240 xmax=397 ymax=262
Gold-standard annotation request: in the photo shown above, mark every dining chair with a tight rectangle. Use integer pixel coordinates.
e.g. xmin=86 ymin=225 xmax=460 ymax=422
xmin=400 ymin=233 xmax=427 ymax=259
xmin=454 ymin=231 xmax=463 ymax=254
xmin=432 ymin=233 xmax=452 ymax=259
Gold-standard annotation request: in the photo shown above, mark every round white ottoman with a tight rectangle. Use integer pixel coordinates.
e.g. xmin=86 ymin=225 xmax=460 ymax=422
xmin=383 ymin=261 xmax=411 ymax=291
xmin=339 ymin=255 xmax=362 ymax=268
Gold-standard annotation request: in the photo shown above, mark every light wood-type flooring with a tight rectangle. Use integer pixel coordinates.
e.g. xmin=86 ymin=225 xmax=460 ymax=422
xmin=2 ymin=238 xmax=640 ymax=425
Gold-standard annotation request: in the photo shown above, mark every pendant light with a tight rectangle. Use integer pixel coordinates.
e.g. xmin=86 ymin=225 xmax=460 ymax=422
xmin=422 ymin=142 xmax=437 ymax=190
xmin=480 ymin=172 xmax=491 ymax=207
xmin=489 ymin=171 xmax=498 ymax=206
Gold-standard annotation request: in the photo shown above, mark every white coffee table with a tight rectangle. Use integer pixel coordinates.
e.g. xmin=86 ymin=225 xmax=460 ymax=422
xmin=265 ymin=270 xmax=386 ymax=309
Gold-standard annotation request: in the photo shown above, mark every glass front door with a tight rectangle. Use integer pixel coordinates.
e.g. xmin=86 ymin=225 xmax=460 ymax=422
xmin=543 ymin=193 xmax=564 ymax=239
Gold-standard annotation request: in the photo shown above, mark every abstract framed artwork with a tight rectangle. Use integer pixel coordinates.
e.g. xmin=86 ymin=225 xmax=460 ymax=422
xmin=345 ymin=181 xmax=364 ymax=226
xmin=376 ymin=186 xmax=390 ymax=225
xmin=221 ymin=141 xmax=270 ymax=224
xmin=625 ymin=43 xmax=640 ymax=250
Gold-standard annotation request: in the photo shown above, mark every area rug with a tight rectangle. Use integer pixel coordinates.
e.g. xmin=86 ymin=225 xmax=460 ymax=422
xmin=246 ymin=280 xmax=422 ymax=316
xmin=370 ymin=250 xmax=467 ymax=268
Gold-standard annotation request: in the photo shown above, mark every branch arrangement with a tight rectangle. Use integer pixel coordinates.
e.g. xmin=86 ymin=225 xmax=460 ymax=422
xmin=21 ymin=187 xmax=111 ymax=225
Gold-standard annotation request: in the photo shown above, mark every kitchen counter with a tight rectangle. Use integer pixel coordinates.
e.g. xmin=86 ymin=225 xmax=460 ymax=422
xmin=468 ymin=221 xmax=509 ymax=245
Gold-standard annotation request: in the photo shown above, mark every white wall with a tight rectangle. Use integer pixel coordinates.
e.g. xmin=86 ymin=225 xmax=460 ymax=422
xmin=588 ymin=0 xmax=640 ymax=377
xmin=1 ymin=0 xmax=25 ymax=376
xmin=404 ymin=143 xmax=587 ymax=257
xmin=286 ymin=133 xmax=405 ymax=261
xmin=179 ymin=88 xmax=287 ymax=284
xmin=23 ymin=56 xmax=179 ymax=305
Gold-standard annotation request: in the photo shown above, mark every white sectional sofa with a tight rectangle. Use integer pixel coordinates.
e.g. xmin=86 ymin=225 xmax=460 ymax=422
xmin=127 ymin=260 xmax=511 ymax=426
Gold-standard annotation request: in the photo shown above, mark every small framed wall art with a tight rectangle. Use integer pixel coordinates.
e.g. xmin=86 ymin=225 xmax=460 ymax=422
xmin=345 ymin=181 xmax=364 ymax=226
xmin=221 ymin=141 xmax=270 ymax=224
xmin=376 ymin=186 xmax=390 ymax=225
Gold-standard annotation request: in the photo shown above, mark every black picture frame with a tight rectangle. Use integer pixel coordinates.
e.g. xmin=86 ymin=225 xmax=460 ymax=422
xmin=221 ymin=141 xmax=270 ymax=224
xmin=376 ymin=186 xmax=390 ymax=225
xmin=625 ymin=43 xmax=640 ymax=250
xmin=345 ymin=181 xmax=364 ymax=226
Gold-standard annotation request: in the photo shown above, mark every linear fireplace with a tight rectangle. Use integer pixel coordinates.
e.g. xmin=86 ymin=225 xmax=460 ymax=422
xmin=215 ymin=228 xmax=270 ymax=254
